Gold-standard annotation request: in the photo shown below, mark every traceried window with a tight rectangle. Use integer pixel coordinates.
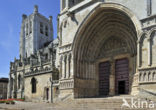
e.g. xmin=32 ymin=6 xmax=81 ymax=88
xmin=30 ymin=21 xmax=32 ymax=34
xmin=40 ymin=22 xmax=43 ymax=34
xmin=45 ymin=25 xmax=48 ymax=36
xmin=31 ymin=77 xmax=37 ymax=93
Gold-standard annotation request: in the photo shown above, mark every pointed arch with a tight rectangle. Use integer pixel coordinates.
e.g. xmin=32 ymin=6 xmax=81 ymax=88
xmin=71 ymin=3 xmax=142 ymax=98
xmin=31 ymin=77 xmax=37 ymax=93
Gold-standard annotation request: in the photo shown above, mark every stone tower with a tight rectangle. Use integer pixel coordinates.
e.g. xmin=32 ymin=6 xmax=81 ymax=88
xmin=20 ymin=5 xmax=53 ymax=59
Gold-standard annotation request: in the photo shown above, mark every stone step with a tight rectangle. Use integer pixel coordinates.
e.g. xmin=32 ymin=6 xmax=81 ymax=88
xmin=53 ymin=95 xmax=156 ymax=110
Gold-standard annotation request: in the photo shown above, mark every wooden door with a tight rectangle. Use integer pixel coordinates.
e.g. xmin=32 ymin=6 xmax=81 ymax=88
xmin=115 ymin=58 xmax=129 ymax=94
xmin=99 ymin=61 xmax=110 ymax=96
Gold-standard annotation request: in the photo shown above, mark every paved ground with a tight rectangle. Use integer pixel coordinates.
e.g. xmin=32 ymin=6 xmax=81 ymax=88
xmin=0 ymin=101 xmax=60 ymax=110
xmin=0 ymin=96 xmax=155 ymax=110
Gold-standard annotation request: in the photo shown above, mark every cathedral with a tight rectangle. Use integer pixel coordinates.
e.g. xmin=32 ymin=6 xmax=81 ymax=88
xmin=8 ymin=0 xmax=156 ymax=102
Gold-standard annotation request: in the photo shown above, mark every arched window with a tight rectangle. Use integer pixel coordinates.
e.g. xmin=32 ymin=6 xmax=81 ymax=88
xmin=141 ymin=36 xmax=148 ymax=67
xmin=10 ymin=77 xmax=13 ymax=91
xmin=30 ymin=21 xmax=32 ymax=33
xmin=45 ymin=25 xmax=48 ymax=36
xmin=18 ymin=75 xmax=21 ymax=89
xmin=26 ymin=23 xmax=28 ymax=35
xmin=31 ymin=77 xmax=37 ymax=93
xmin=40 ymin=22 xmax=43 ymax=34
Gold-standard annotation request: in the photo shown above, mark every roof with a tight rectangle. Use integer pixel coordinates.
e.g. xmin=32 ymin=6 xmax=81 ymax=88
xmin=0 ymin=78 xmax=9 ymax=83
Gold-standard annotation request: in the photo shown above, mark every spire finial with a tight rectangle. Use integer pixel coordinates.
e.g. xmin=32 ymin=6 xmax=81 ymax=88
xmin=49 ymin=16 xmax=53 ymax=22
xmin=34 ymin=5 xmax=38 ymax=13
xmin=22 ymin=14 xmax=27 ymax=20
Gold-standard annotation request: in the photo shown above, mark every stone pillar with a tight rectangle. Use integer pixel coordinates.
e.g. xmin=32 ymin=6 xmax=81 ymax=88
xmin=68 ymin=54 xmax=71 ymax=78
xmin=79 ymin=61 xmax=82 ymax=78
xmin=63 ymin=55 xmax=67 ymax=78
xmin=137 ymin=41 xmax=141 ymax=67
xmin=148 ymin=38 xmax=151 ymax=66
xmin=66 ymin=55 xmax=69 ymax=78
xmin=59 ymin=56 xmax=63 ymax=79
xmin=70 ymin=55 xmax=73 ymax=78
xmin=86 ymin=61 xmax=88 ymax=79
xmin=62 ymin=56 xmax=65 ymax=79
xmin=60 ymin=0 xmax=63 ymax=11
xmin=66 ymin=0 xmax=69 ymax=9
xmin=82 ymin=61 xmax=85 ymax=79
xmin=109 ymin=59 xmax=115 ymax=95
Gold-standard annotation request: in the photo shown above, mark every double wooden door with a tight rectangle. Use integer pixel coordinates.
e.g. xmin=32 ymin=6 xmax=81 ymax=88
xmin=99 ymin=58 xmax=129 ymax=96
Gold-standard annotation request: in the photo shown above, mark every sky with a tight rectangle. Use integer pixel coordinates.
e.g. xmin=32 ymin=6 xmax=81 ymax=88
xmin=0 ymin=0 xmax=60 ymax=78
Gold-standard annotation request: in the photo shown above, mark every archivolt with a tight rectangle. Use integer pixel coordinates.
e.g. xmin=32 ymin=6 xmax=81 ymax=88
xmin=72 ymin=3 xmax=142 ymax=79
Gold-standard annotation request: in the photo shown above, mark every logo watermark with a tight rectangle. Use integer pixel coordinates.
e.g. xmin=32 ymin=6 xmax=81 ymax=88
xmin=121 ymin=97 xmax=155 ymax=109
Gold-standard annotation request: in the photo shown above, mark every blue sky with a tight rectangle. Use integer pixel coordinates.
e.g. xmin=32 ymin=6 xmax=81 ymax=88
xmin=0 ymin=0 xmax=60 ymax=78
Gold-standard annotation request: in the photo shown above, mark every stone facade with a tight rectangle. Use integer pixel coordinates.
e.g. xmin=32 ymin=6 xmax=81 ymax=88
xmin=0 ymin=78 xmax=8 ymax=99
xmin=8 ymin=0 xmax=156 ymax=102
xmin=8 ymin=6 xmax=59 ymax=102
xmin=57 ymin=0 xmax=156 ymax=99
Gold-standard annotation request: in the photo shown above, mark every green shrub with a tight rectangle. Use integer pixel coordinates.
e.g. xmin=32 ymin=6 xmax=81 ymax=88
xmin=11 ymin=101 xmax=15 ymax=104
xmin=0 ymin=101 xmax=5 ymax=103
xmin=5 ymin=101 xmax=10 ymax=104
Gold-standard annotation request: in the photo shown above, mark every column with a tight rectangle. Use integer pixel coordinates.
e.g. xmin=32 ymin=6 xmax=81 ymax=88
xmin=137 ymin=41 xmax=141 ymax=67
xmin=64 ymin=55 xmax=67 ymax=78
xmin=62 ymin=56 xmax=65 ymax=79
xmin=109 ymin=59 xmax=115 ymax=95
xmin=66 ymin=0 xmax=69 ymax=9
xmin=70 ymin=55 xmax=73 ymax=78
xmin=147 ymin=0 xmax=152 ymax=16
xmin=82 ymin=61 xmax=85 ymax=79
xmin=60 ymin=0 xmax=63 ymax=11
xmin=66 ymin=55 xmax=69 ymax=78
xmin=68 ymin=54 xmax=71 ymax=78
xmin=148 ymin=38 xmax=151 ymax=66
xmin=60 ymin=61 xmax=62 ymax=79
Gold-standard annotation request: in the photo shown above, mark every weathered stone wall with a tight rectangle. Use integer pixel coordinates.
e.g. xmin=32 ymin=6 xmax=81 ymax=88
xmin=105 ymin=0 xmax=147 ymax=19
xmin=24 ymin=73 xmax=52 ymax=102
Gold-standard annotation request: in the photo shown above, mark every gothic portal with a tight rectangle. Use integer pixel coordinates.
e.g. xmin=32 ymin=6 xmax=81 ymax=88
xmin=71 ymin=4 xmax=140 ymax=98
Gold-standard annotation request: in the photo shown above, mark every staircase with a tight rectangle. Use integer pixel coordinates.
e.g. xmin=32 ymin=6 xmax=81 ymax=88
xmin=52 ymin=95 xmax=156 ymax=110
